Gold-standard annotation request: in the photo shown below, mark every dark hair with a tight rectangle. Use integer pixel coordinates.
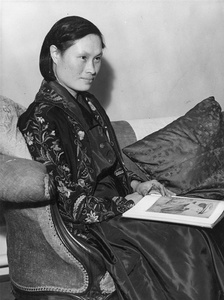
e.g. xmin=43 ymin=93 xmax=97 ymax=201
xmin=39 ymin=16 xmax=105 ymax=81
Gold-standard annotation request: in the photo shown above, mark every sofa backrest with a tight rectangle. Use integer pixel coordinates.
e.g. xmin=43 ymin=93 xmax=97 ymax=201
xmin=111 ymin=120 xmax=147 ymax=180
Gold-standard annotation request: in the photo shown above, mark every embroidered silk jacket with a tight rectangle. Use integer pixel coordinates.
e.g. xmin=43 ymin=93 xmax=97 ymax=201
xmin=18 ymin=81 xmax=142 ymax=230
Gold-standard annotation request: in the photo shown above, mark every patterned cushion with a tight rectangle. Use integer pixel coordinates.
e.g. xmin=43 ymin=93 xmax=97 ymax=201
xmin=123 ymin=97 xmax=224 ymax=199
xmin=0 ymin=95 xmax=31 ymax=159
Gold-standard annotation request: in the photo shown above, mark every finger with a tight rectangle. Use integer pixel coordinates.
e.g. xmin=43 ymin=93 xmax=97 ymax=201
xmin=143 ymin=190 xmax=148 ymax=196
xmin=159 ymin=186 xmax=166 ymax=196
xmin=144 ymin=186 xmax=153 ymax=196
xmin=151 ymin=182 xmax=164 ymax=196
xmin=164 ymin=188 xmax=175 ymax=197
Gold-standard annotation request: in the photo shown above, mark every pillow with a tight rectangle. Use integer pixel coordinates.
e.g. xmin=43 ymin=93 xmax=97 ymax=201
xmin=0 ymin=95 xmax=32 ymax=159
xmin=0 ymin=153 xmax=52 ymax=203
xmin=123 ymin=97 xmax=224 ymax=199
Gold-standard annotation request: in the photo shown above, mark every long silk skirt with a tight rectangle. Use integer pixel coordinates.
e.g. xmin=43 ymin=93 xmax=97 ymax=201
xmin=97 ymin=215 xmax=224 ymax=300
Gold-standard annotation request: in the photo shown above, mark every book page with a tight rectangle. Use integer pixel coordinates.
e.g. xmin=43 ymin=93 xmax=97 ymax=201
xmin=122 ymin=194 xmax=224 ymax=228
xmin=148 ymin=196 xmax=216 ymax=219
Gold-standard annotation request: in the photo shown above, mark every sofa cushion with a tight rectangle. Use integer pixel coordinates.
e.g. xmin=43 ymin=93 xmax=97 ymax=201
xmin=0 ymin=95 xmax=31 ymax=159
xmin=123 ymin=97 xmax=224 ymax=199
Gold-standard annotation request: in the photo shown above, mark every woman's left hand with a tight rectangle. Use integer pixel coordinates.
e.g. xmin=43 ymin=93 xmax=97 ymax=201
xmin=133 ymin=180 xmax=175 ymax=197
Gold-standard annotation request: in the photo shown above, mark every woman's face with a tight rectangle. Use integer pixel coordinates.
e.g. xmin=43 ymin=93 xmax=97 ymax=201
xmin=51 ymin=34 xmax=103 ymax=97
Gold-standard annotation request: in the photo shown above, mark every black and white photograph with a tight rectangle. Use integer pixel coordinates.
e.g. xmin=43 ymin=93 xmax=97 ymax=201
xmin=1 ymin=1 xmax=224 ymax=299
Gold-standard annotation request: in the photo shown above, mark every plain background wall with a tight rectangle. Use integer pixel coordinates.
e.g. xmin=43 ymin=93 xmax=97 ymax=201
xmin=1 ymin=0 xmax=224 ymax=121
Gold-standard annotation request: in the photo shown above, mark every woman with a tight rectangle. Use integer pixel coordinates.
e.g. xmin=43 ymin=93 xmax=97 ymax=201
xmin=18 ymin=16 xmax=224 ymax=299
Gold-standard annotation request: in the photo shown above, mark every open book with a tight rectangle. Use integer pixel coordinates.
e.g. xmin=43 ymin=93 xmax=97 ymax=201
xmin=122 ymin=194 xmax=224 ymax=228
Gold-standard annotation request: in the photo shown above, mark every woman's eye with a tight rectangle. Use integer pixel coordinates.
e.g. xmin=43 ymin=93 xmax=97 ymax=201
xmin=81 ymin=56 xmax=87 ymax=61
xmin=95 ymin=56 xmax=102 ymax=62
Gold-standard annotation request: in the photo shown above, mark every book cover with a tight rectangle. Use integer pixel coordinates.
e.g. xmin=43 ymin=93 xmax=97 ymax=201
xmin=122 ymin=194 xmax=224 ymax=228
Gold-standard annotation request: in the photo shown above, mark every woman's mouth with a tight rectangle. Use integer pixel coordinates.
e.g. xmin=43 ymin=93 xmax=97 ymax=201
xmin=82 ymin=77 xmax=94 ymax=83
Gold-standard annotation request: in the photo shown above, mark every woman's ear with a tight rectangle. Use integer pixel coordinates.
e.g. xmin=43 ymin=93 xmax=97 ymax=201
xmin=50 ymin=45 xmax=59 ymax=64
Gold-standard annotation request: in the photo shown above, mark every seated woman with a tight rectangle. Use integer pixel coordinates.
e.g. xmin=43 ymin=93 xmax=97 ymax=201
xmin=18 ymin=16 xmax=224 ymax=300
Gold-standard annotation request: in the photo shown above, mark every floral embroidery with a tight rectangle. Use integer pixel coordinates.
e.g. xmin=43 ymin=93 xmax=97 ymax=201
xmin=51 ymin=140 xmax=61 ymax=151
xmin=99 ymin=271 xmax=115 ymax=294
xmin=37 ymin=87 xmax=63 ymax=103
xmin=57 ymin=180 xmax=73 ymax=198
xmin=78 ymin=130 xmax=85 ymax=140
xmin=113 ymin=196 xmax=135 ymax=213
xmin=85 ymin=211 xmax=99 ymax=223
xmin=36 ymin=116 xmax=45 ymax=123
xmin=24 ymin=132 xmax=34 ymax=145
xmin=62 ymin=165 xmax=70 ymax=172
xmin=78 ymin=178 xmax=85 ymax=187
xmin=73 ymin=194 xmax=86 ymax=219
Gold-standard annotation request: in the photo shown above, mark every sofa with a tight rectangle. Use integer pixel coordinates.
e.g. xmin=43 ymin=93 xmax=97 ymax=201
xmin=0 ymin=94 xmax=177 ymax=299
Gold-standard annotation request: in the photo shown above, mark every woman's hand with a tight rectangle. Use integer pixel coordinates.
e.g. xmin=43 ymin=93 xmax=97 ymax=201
xmin=131 ymin=180 xmax=175 ymax=197
xmin=125 ymin=192 xmax=143 ymax=205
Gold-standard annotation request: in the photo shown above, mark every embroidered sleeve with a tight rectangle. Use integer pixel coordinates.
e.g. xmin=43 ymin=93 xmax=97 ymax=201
xmin=19 ymin=103 xmax=134 ymax=225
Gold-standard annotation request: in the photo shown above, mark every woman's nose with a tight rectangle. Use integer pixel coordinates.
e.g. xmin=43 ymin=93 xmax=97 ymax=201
xmin=86 ymin=60 xmax=96 ymax=75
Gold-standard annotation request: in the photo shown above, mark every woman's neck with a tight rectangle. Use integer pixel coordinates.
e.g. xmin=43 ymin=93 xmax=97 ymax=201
xmin=55 ymin=79 xmax=78 ymax=99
